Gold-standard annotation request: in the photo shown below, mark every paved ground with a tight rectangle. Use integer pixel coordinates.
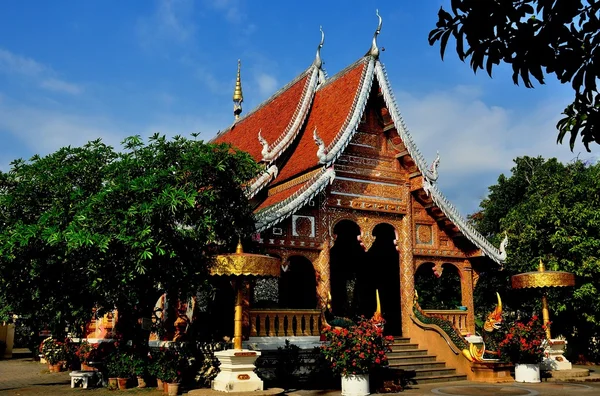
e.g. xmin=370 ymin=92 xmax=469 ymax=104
xmin=2 ymin=352 xmax=600 ymax=395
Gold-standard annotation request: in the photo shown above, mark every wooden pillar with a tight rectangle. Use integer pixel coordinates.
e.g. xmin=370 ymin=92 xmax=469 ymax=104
xmin=461 ymin=260 xmax=475 ymax=334
xmin=400 ymin=183 xmax=415 ymax=336
xmin=315 ymin=238 xmax=331 ymax=309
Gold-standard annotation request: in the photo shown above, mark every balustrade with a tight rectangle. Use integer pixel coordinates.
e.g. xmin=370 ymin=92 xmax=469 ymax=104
xmin=248 ymin=309 xmax=321 ymax=337
xmin=422 ymin=309 xmax=469 ymax=335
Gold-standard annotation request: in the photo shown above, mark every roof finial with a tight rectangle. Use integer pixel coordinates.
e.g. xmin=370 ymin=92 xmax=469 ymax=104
xmin=314 ymin=26 xmax=325 ymax=69
xmin=233 ymin=59 xmax=243 ymax=120
xmin=368 ymin=9 xmax=383 ymax=59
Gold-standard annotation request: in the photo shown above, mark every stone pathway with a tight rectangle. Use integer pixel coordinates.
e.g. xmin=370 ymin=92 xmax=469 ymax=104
xmin=2 ymin=354 xmax=600 ymax=395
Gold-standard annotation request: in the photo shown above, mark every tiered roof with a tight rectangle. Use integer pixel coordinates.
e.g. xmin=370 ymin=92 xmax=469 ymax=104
xmin=212 ymin=21 xmax=506 ymax=265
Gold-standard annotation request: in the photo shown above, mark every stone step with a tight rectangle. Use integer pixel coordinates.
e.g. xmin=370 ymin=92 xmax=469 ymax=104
xmin=388 ymin=361 xmax=447 ymax=370
xmin=409 ymin=374 xmax=467 ymax=384
xmin=387 ymin=354 xmax=437 ymax=364
xmin=387 ymin=337 xmax=466 ymax=385
xmin=411 ymin=367 xmax=459 ymax=378
xmin=387 ymin=349 xmax=428 ymax=357
xmin=390 ymin=343 xmax=419 ymax=351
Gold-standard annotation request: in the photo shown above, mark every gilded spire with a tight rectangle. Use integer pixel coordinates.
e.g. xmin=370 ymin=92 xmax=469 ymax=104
xmin=368 ymin=9 xmax=383 ymax=59
xmin=233 ymin=59 xmax=243 ymax=120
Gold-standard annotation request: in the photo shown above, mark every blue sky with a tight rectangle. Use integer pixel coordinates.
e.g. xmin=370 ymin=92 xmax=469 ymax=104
xmin=0 ymin=0 xmax=595 ymax=215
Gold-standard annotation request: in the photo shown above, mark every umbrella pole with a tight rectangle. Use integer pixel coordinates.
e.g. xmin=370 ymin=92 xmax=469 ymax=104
xmin=234 ymin=281 xmax=243 ymax=350
xmin=541 ymin=293 xmax=551 ymax=340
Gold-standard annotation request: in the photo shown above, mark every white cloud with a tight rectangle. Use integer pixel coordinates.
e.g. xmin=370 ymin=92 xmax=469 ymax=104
xmin=0 ymin=48 xmax=82 ymax=95
xmin=137 ymin=0 xmax=196 ymax=48
xmin=205 ymin=0 xmax=245 ymax=24
xmin=0 ymin=94 xmax=229 ymax=171
xmin=395 ymin=84 xmax=593 ymax=214
xmin=0 ymin=48 xmax=45 ymax=76
xmin=0 ymin=100 xmax=124 ymax=156
xmin=255 ymin=73 xmax=278 ymax=96
xmin=40 ymin=78 xmax=83 ymax=95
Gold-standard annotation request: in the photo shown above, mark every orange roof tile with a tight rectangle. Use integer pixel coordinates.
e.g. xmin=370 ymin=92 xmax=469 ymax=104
xmin=274 ymin=59 xmax=368 ymax=183
xmin=213 ymin=69 xmax=312 ymax=162
xmin=255 ymin=182 xmax=305 ymax=212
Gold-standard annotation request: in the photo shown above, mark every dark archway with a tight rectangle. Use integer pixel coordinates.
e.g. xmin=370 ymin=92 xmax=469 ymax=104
xmin=365 ymin=223 xmax=401 ymax=335
xmin=279 ymin=255 xmax=317 ymax=309
xmin=414 ymin=263 xmax=462 ymax=309
xmin=329 ymin=220 xmax=365 ymax=318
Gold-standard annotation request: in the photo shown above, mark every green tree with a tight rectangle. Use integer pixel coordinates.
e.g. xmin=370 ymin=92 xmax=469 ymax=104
xmin=0 ymin=134 xmax=259 ymax=344
xmin=429 ymin=1 xmax=600 ymax=150
xmin=470 ymin=156 xmax=600 ymax=361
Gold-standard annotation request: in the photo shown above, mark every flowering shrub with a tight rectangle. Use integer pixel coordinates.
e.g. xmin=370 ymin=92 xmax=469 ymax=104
xmin=106 ymin=350 xmax=135 ymax=378
xmin=74 ymin=341 xmax=94 ymax=363
xmin=150 ymin=345 xmax=194 ymax=383
xmin=87 ymin=342 xmax=115 ymax=363
xmin=39 ymin=337 xmax=71 ymax=365
xmin=498 ymin=315 xmax=547 ymax=364
xmin=320 ymin=317 xmax=393 ymax=376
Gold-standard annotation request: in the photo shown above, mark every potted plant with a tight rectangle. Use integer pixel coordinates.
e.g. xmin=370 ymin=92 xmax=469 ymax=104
xmin=498 ymin=315 xmax=546 ymax=383
xmin=149 ymin=347 xmax=168 ymax=391
xmin=132 ymin=353 xmax=148 ymax=388
xmin=74 ymin=341 xmax=94 ymax=370
xmin=39 ymin=337 xmax=70 ymax=372
xmin=321 ymin=317 xmax=393 ymax=396
xmin=106 ymin=351 xmax=134 ymax=389
xmin=163 ymin=366 xmax=181 ymax=396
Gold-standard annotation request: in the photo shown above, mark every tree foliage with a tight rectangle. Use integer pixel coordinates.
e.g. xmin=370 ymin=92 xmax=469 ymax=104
xmin=430 ymin=1 xmax=600 ymax=150
xmin=0 ymin=134 xmax=259 ymax=340
xmin=470 ymin=156 xmax=600 ymax=361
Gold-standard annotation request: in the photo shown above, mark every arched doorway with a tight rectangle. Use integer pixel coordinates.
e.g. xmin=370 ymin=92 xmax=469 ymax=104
xmin=329 ymin=219 xmax=365 ymax=318
xmin=366 ymin=223 xmax=401 ymax=335
xmin=414 ymin=263 xmax=462 ymax=309
xmin=279 ymin=255 xmax=317 ymax=309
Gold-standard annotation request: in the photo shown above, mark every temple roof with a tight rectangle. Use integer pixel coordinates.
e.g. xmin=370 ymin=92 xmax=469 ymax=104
xmin=213 ymin=65 xmax=319 ymax=164
xmin=213 ymin=51 xmax=506 ymax=264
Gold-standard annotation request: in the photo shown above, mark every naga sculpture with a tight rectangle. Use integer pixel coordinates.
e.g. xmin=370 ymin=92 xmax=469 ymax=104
xmin=321 ymin=290 xmax=383 ymax=329
xmin=462 ymin=293 xmax=503 ymax=362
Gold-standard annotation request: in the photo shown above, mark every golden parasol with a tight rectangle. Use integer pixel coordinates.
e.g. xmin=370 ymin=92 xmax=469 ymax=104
xmin=511 ymin=260 xmax=575 ymax=339
xmin=211 ymin=240 xmax=280 ymax=350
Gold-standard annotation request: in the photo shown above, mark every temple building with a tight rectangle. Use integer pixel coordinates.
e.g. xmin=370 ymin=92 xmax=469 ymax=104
xmin=212 ymin=14 xmax=511 ymax=382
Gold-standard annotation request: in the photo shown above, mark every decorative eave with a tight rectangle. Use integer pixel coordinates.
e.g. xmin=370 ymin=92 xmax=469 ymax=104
xmin=375 ymin=60 xmax=506 ymax=265
xmin=320 ymin=57 xmax=375 ymax=166
xmin=260 ymin=65 xmax=320 ymax=163
xmin=374 ymin=62 xmax=440 ymax=182
xmin=255 ymin=167 xmax=336 ymax=232
xmin=245 ymin=164 xmax=278 ymax=199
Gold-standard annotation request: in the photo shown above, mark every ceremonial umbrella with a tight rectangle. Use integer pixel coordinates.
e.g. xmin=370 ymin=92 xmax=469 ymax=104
xmin=211 ymin=240 xmax=281 ymax=349
xmin=511 ymin=260 xmax=575 ymax=339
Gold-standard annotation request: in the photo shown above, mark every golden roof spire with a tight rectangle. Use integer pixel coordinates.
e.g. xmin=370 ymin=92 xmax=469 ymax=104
xmin=233 ymin=59 xmax=243 ymax=120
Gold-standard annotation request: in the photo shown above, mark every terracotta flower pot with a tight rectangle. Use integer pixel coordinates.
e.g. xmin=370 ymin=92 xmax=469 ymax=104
xmin=137 ymin=376 xmax=147 ymax=388
xmin=48 ymin=363 xmax=62 ymax=373
xmin=117 ymin=377 xmax=128 ymax=390
xmin=167 ymin=382 xmax=180 ymax=396
xmin=163 ymin=380 xmax=169 ymax=395
xmin=81 ymin=363 xmax=95 ymax=371
xmin=108 ymin=377 xmax=118 ymax=390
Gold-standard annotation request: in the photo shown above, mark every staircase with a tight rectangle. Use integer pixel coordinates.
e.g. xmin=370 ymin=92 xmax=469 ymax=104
xmin=387 ymin=336 xmax=467 ymax=384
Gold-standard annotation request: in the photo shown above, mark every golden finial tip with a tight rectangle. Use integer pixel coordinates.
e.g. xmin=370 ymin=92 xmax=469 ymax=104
xmin=233 ymin=59 xmax=243 ymax=119
xmin=235 ymin=238 xmax=244 ymax=254
xmin=538 ymin=259 xmax=545 ymax=272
